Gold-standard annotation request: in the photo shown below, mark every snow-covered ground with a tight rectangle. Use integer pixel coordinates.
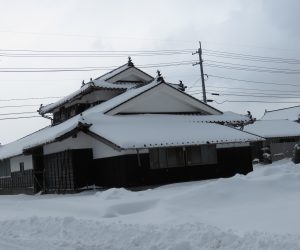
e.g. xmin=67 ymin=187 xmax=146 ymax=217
xmin=1 ymin=159 xmax=300 ymax=249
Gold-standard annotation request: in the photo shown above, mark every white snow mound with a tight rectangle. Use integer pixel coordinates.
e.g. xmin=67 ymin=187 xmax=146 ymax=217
xmin=0 ymin=159 xmax=300 ymax=249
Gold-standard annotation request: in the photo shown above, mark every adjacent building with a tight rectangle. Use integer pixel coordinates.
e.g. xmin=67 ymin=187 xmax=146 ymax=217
xmin=244 ymin=106 xmax=300 ymax=162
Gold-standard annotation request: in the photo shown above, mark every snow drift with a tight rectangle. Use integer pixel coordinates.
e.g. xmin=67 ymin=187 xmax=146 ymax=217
xmin=0 ymin=159 xmax=300 ymax=249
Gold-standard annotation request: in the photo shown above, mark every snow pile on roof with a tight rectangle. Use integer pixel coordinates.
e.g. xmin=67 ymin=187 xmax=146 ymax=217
xmin=87 ymin=114 xmax=262 ymax=149
xmin=95 ymin=63 xmax=130 ymax=81
xmin=190 ymin=111 xmax=250 ymax=124
xmin=0 ymin=160 xmax=300 ymax=249
xmin=39 ymin=80 xmax=138 ymax=115
xmin=0 ymin=116 xmax=81 ymax=159
xmin=262 ymin=105 xmax=300 ymax=121
xmin=244 ymin=119 xmax=300 ymax=138
xmin=94 ymin=80 xmax=139 ymax=89
xmin=85 ymin=78 xmax=162 ymax=114
xmin=39 ymin=83 xmax=93 ymax=114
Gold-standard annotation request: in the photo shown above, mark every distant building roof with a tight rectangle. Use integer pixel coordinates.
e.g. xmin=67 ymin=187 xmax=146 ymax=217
xmin=261 ymin=105 xmax=300 ymax=121
xmin=244 ymin=119 xmax=300 ymax=138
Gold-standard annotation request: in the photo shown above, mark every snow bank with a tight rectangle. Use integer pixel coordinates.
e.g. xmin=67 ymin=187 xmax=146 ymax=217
xmin=0 ymin=217 xmax=300 ymax=250
xmin=0 ymin=159 xmax=300 ymax=249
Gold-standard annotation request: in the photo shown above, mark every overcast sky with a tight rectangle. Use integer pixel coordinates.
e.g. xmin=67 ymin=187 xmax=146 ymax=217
xmin=0 ymin=0 xmax=300 ymax=144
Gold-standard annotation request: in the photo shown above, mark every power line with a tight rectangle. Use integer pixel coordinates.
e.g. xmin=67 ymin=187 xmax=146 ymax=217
xmin=0 ymin=51 xmax=193 ymax=58
xmin=188 ymin=87 xmax=300 ymax=96
xmin=0 ymin=111 xmax=37 ymax=116
xmin=0 ymin=104 xmax=39 ymax=109
xmin=205 ymin=60 xmax=300 ymax=72
xmin=0 ymin=60 xmax=196 ymax=72
xmin=0 ymin=116 xmax=42 ymax=121
xmin=205 ymin=63 xmax=300 ymax=74
xmin=203 ymin=49 xmax=300 ymax=63
xmin=207 ymin=74 xmax=300 ymax=87
xmin=188 ymin=85 xmax=300 ymax=93
xmin=0 ymin=96 xmax=61 ymax=102
xmin=212 ymin=100 xmax=300 ymax=104
xmin=0 ymin=49 xmax=194 ymax=53
xmin=203 ymin=52 xmax=300 ymax=65
xmin=189 ymin=91 xmax=300 ymax=99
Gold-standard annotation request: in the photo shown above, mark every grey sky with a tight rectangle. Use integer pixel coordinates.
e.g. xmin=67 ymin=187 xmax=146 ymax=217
xmin=0 ymin=0 xmax=300 ymax=143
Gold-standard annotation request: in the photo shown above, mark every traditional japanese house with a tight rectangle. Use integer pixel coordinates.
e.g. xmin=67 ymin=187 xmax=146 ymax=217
xmin=0 ymin=59 xmax=263 ymax=194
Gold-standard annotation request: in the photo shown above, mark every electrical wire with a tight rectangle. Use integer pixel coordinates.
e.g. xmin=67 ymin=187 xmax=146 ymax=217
xmin=188 ymin=85 xmax=300 ymax=93
xmin=0 ymin=96 xmax=61 ymax=102
xmin=207 ymin=74 xmax=300 ymax=87
xmin=0 ymin=111 xmax=37 ymax=116
xmin=0 ymin=60 xmax=196 ymax=72
xmin=212 ymin=100 xmax=300 ymax=104
xmin=203 ymin=49 xmax=300 ymax=63
xmin=205 ymin=60 xmax=300 ymax=72
xmin=0 ymin=104 xmax=40 ymax=109
xmin=0 ymin=116 xmax=42 ymax=121
xmin=204 ymin=63 xmax=300 ymax=74
xmin=189 ymin=91 xmax=300 ymax=99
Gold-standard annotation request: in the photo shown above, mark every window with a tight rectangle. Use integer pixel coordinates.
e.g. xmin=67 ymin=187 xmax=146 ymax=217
xmin=186 ymin=145 xmax=217 ymax=166
xmin=149 ymin=148 xmax=167 ymax=169
xmin=149 ymin=145 xmax=217 ymax=169
xmin=167 ymin=147 xmax=185 ymax=167
xmin=19 ymin=162 xmax=24 ymax=173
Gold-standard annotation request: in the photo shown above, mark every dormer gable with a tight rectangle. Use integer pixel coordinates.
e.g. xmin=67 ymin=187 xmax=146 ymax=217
xmin=95 ymin=58 xmax=154 ymax=83
xmin=105 ymin=82 xmax=222 ymax=116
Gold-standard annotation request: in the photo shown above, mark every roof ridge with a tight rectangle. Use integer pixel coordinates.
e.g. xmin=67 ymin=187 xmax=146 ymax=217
xmin=94 ymin=63 xmax=129 ymax=81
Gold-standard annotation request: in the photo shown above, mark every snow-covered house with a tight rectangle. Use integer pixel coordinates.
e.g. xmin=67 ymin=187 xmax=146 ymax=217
xmin=0 ymin=59 xmax=263 ymax=194
xmin=244 ymin=107 xmax=300 ymax=162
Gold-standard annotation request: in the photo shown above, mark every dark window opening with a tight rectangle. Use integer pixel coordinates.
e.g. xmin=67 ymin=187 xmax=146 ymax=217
xmin=149 ymin=145 xmax=217 ymax=169
xmin=19 ymin=162 xmax=24 ymax=173
xmin=0 ymin=159 xmax=11 ymax=177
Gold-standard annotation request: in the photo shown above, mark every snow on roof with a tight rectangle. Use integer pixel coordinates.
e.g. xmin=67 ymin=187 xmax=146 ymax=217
xmin=84 ymin=78 xmax=224 ymax=116
xmin=86 ymin=114 xmax=263 ymax=149
xmin=0 ymin=116 xmax=81 ymax=160
xmin=244 ymin=119 xmax=300 ymax=138
xmin=261 ymin=105 xmax=300 ymax=121
xmin=39 ymin=83 xmax=93 ymax=114
xmin=39 ymin=80 xmax=138 ymax=115
xmin=84 ymin=78 xmax=162 ymax=114
xmin=0 ymin=78 xmax=255 ymax=159
xmin=95 ymin=63 xmax=131 ymax=81
xmin=191 ymin=111 xmax=251 ymax=124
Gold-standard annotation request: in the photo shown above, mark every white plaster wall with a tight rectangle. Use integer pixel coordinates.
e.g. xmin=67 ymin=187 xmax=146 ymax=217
xmin=122 ymin=91 xmax=199 ymax=113
xmin=107 ymin=84 xmax=220 ymax=115
xmin=43 ymin=132 xmax=148 ymax=159
xmin=10 ymin=155 xmax=33 ymax=172
xmin=107 ymin=67 xmax=153 ymax=83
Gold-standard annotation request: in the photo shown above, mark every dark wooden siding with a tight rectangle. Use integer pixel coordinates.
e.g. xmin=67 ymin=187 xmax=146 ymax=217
xmin=0 ymin=146 xmax=253 ymax=194
xmin=43 ymin=149 xmax=93 ymax=193
xmin=92 ymin=146 xmax=253 ymax=188
xmin=0 ymin=169 xmax=34 ymax=194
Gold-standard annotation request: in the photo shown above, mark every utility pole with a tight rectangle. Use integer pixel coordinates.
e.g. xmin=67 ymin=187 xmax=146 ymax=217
xmin=193 ymin=41 xmax=207 ymax=103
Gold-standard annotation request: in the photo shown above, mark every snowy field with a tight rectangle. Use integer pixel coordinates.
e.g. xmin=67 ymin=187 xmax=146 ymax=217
xmin=1 ymin=160 xmax=300 ymax=249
